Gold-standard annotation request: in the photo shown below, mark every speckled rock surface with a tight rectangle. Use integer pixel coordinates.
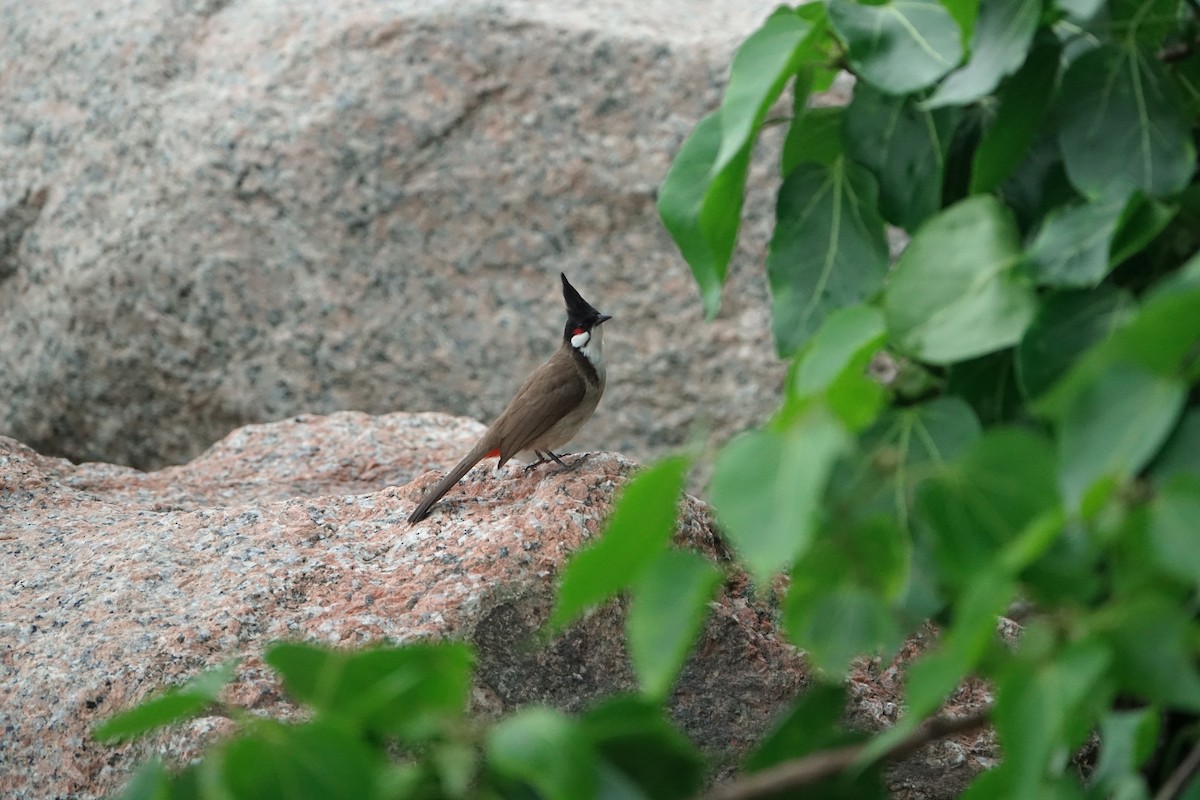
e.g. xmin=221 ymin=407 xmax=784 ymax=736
xmin=850 ymin=629 xmax=1000 ymax=799
xmin=0 ymin=0 xmax=805 ymax=471
xmin=0 ymin=411 xmax=814 ymax=798
xmin=0 ymin=412 xmax=998 ymax=798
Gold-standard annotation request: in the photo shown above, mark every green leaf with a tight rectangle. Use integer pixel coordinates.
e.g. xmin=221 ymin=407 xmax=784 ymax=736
xmin=378 ymin=764 xmax=431 ymax=799
xmin=784 ymin=516 xmax=912 ymax=673
xmin=885 ymin=195 xmax=1035 ymax=364
xmin=1058 ymin=43 xmax=1195 ymax=199
xmin=997 ymin=508 xmax=1068 ymax=576
xmin=851 ymin=515 xmax=913 ymax=601
xmin=828 ymin=372 xmax=887 ymax=435
xmin=792 ymin=305 xmax=885 ymax=397
xmin=1026 ymin=192 xmax=1177 ymax=289
xmin=1054 ymin=361 xmax=1185 ymax=508
xmin=593 ymin=764 xmax=649 ymax=800
xmin=658 ymin=113 xmax=751 ymax=319
xmin=872 ymin=397 xmax=984 ymax=472
xmin=843 ymin=83 xmax=960 ymax=230
xmin=827 ymin=0 xmax=964 ymax=96
xmin=1027 ymin=525 xmax=1104 ymax=614
xmin=971 ymin=38 xmax=1060 ymax=193
xmin=1109 ymin=282 xmax=1200 ymax=375
xmin=222 ymin=721 xmax=380 ymax=800
xmin=744 ymin=684 xmax=854 ymax=771
xmin=488 ymin=708 xmax=596 ymax=800
xmin=1149 ymin=249 xmax=1200 ymax=298
xmin=925 ymin=0 xmax=1040 ymax=108
xmin=1016 ymin=287 xmax=1136 ymax=400
xmin=946 ymin=350 xmax=1023 ymax=426
xmin=782 ymin=105 xmax=844 ymax=174
xmin=1090 ymin=709 xmax=1159 ymax=794
xmin=710 ymin=408 xmax=848 ymax=585
xmin=160 ymin=764 xmax=203 ymax=800
xmin=998 ymin=133 xmax=1076 ymax=230
xmin=116 ymin=758 xmax=171 ymax=800
xmin=1057 ymin=0 xmax=1104 ymax=22
xmin=1103 ymin=596 xmax=1200 ymax=710
xmin=1026 ymin=194 xmax=1129 ymax=287
xmin=940 ymin=102 xmax=986 ymax=207
xmin=789 ymin=513 xmax=912 ymax=611
xmin=714 ymin=9 xmax=820 ymax=176
xmin=581 ymin=697 xmax=705 ymax=800
xmin=1174 ymin=50 xmax=1200 ymax=118
xmin=991 ymin=640 xmax=1111 ymax=798
xmin=265 ymin=642 xmax=472 ymax=739
xmin=432 ymin=741 xmax=477 ymax=799
xmin=962 ymin=771 xmax=1087 ymax=800
xmin=767 ymin=159 xmax=889 ymax=357
xmin=1035 ymin=280 xmax=1200 ymax=421
xmin=94 ymin=660 xmax=239 ymax=742
xmin=848 ymin=396 xmax=983 ymax=530
xmin=1151 ymin=409 xmax=1200 ymax=485
xmin=916 ymin=428 xmax=1059 ymax=585
xmin=551 ymin=456 xmax=689 ymax=628
xmin=1146 ymin=475 xmax=1200 ymax=587
xmin=1110 ymin=193 xmax=1178 ymax=266
xmin=942 ymin=0 xmax=981 ymax=43
xmin=890 ymin=570 xmax=1013 ymax=732
xmin=786 ymin=582 xmax=902 ymax=674
xmin=917 ymin=582 xmax=1016 ymax=715
xmin=791 ymin=305 xmax=887 ymax=431
xmin=627 ymin=549 xmax=721 ymax=700
xmin=1109 ymin=0 xmax=1178 ymax=50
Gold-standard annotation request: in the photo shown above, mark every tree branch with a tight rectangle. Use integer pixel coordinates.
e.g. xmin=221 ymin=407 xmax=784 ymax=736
xmin=1154 ymin=737 xmax=1200 ymax=800
xmin=698 ymin=708 xmax=992 ymax=800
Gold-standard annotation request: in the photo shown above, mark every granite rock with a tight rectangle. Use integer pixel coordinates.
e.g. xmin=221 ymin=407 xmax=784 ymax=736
xmin=0 ymin=412 xmax=995 ymax=798
xmin=0 ymin=0 xmax=802 ymax=471
xmin=0 ymin=411 xmax=809 ymax=798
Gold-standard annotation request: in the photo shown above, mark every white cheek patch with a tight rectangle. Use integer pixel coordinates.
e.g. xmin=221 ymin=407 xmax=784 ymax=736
xmin=571 ymin=330 xmax=591 ymax=349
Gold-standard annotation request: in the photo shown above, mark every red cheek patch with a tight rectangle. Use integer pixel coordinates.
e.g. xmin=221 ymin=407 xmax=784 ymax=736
xmin=572 ymin=327 xmax=585 ymax=336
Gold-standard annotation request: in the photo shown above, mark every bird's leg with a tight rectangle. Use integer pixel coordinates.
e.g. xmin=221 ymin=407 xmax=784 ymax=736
xmin=525 ymin=448 xmax=580 ymax=472
xmin=525 ymin=450 xmax=552 ymax=472
xmin=524 ymin=450 xmax=588 ymax=473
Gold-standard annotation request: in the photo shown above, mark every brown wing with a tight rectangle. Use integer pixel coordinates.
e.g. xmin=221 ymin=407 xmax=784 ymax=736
xmin=489 ymin=348 xmax=586 ymax=464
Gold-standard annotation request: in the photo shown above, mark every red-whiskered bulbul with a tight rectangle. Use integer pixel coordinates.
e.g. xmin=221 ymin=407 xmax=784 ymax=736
xmin=407 ymin=273 xmax=612 ymax=524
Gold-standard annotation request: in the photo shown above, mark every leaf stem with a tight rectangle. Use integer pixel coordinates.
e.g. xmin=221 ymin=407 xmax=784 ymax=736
xmin=1154 ymin=737 xmax=1200 ymax=800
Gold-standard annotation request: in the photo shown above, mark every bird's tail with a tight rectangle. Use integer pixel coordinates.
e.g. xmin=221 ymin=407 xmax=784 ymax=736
xmin=407 ymin=438 xmax=498 ymax=524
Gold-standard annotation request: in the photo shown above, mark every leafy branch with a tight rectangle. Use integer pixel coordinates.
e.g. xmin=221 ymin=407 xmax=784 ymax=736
xmin=700 ymin=709 xmax=992 ymax=800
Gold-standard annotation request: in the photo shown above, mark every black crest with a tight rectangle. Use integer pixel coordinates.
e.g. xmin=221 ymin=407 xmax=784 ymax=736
xmin=560 ymin=273 xmax=611 ymax=338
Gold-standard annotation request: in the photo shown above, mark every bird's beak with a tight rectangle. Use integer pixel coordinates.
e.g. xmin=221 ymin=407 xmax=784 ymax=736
xmin=597 ymin=314 xmax=613 ymax=325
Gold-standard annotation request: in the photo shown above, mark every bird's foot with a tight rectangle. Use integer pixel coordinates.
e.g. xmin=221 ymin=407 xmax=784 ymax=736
xmin=524 ymin=451 xmax=552 ymax=472
xmin=524 ymin=450 xmax=579 ymax=473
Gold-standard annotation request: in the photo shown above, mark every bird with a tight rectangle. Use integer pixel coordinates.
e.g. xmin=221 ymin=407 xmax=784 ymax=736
xmin=407 ymin=273 xmax=612 ymax=524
